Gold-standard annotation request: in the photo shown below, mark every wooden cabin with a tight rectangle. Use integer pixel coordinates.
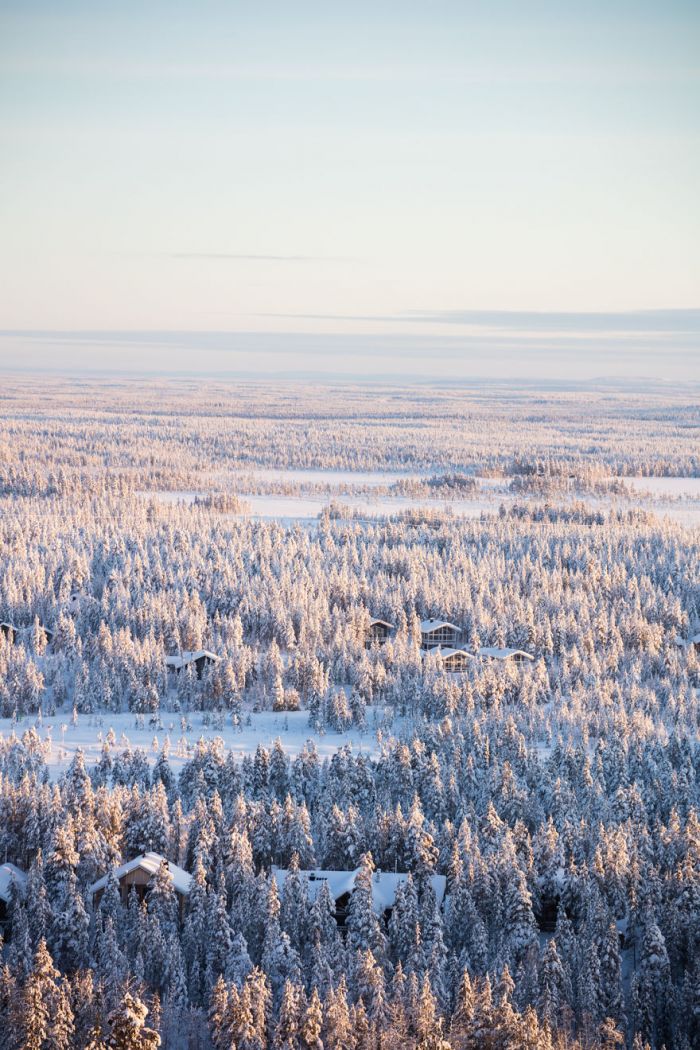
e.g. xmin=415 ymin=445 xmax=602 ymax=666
xmin=423 ymin=647 xmax=474 ymax=672
xmin=0 ymin=621 xmax=53 ymax=648
xmin=0 ymin=622 xmax=17 ymax=645
xmin=420 ymin=619 xmax=462 ymax=650
xmin=366 ymin=618 xmax=394 ymax=647
xmin=0 ymin=863 xmax=27 ymax=941
xmin=90 ymin=852 xmax=193 ymax=911
xmin=165 ymin=649 xmax=220 ymax=679
xmin=272 ymin=867 xmax=447 ymax=926
xmin=674 ymin=633 xmax=700 ymax=653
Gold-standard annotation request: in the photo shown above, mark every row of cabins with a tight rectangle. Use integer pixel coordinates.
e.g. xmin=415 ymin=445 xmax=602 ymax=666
xmin=2 ymin=616 xmax=219 ymax=682
xmin=6 ymin=852 xmax=594 ymax=942
xmin=368 ymin=616 xmax=534 ymax=670
xmin=0 ymin=852 xmax=446 ymax=938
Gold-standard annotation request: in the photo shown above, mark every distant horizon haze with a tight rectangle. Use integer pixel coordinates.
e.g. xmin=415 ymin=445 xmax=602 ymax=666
xmin=1 ymin=2 xmax=698 ymax=378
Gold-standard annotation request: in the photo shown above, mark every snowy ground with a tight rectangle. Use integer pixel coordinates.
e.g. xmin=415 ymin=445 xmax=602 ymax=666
xmin=0 ymin=707 xmax=394 ymax=780
xmin=622 ymin=476 xmax=700 ymax=498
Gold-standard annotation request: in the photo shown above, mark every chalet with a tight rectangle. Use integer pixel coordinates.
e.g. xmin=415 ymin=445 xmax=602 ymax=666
xmin=367 ymin=618 xmax=394 ymax=646
xmin=422 ymin=647 xmax=473 ymax=672
xmin=675 ymin=633 xmax=700 ymax=652
xmin=272 ymin=867 xmax=446 ymax=926
xmin=0 ymin=621 xmax=53 ymax=647
xmin=165 ymin=649 xmax=220 ymax=679
xmin=90 ymin=852 xmax=193 ymax=910
xmin=420 ymin=619 xmax=461 ymax=650
xmin=0 ymin=622 xmax=17 ymax=644
xmin=478 ymin=646 xmax=534 ymax=664
xmin=0 ymin=863 xmax=27 ymax=940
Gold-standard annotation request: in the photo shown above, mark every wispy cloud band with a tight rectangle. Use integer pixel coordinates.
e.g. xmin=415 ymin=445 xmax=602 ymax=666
xmin=263 ymin=308 xmax=700 ymax=334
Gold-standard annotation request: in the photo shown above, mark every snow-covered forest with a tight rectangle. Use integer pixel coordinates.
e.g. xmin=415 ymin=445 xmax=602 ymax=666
xmin=0 ymin=377 xmax=699 ymax=1049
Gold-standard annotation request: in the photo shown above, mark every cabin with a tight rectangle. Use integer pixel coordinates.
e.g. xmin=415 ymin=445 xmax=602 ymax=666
xmin=165 ymin=649 xmax=220 ymax=679
xmin=478 ymin=646 xmax=534 ymax=664
xmin=90 ymin=852 xmax=193 ymax=910
xmin=0 ymin=621 xmax=53 ymax=648
xmin=366 ymin=618 xmax=394 ymax=646
xmin=272 ymin=867 xmax=447 ymax=926
xmin=0 ymin=622 xmax=17 ymax=645
xmin=423 ymin=647 xmax=473 ymax=672
xmin=675 ymin=633 xmax=700 ymax=653
xmin=0 ymin=863 xmax=27 ymax=941
xmin=420 ymin=619 xmax=462 ymax=650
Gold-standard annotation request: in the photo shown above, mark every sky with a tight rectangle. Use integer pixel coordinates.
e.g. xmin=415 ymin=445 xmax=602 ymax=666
xmin=0 ymin=1 xmax=698 ymax=380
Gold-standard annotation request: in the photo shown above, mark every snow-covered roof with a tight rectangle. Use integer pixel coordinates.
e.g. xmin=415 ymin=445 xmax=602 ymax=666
xmin=478 ymin=646 xmax=534 ymax=661
xmin=420 ymin=619 xmax=461 ymax=633
xmin=0 ymin=621 xmax=52 ymax=640
xmin=165 ymin=649 xmax=220 ymax=670
xmin=674 ymin=633 xmax=700 ymax=648
xmin=89 ymin=852 xmax=193 ymax=898
xmin=369 ymin=618 xmax=394 ymax=630
xmin=421 ymin=647 xmax=473 ymax=662
xmin=272 ymin=867 xmax=447 ymax=913
xmin=0 ymin=863 xmax=27 ymax=903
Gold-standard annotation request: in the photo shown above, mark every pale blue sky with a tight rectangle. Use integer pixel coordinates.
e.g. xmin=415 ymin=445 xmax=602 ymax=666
xmin=0 ymin=1 xmax=698 ymax=377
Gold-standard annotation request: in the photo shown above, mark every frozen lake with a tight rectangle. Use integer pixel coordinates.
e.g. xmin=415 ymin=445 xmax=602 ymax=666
xmin=138 ymin=473 xmax=700 ymax=526
xmin=136 ymin=489 xmax=700 ymax=529
xmin=234 ymin=467 xmax=422 ymax=487
xmin=622 ymin=476 xmax=700 ymax=498
xmin=242 ymin=492 xmax=489 ymax=521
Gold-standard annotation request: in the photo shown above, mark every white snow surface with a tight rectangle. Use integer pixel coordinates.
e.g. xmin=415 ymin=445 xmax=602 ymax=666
xmin=139 ymin=471 xmax=700 ymax=525
xmin=0 ymin=707 xmax=391 ymax=780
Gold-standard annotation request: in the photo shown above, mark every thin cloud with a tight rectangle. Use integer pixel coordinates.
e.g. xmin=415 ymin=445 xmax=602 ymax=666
xmin=167 ymin=252 xmax=341 ymax=263
xmin=262 ymin=308 xmax=700 ymax=334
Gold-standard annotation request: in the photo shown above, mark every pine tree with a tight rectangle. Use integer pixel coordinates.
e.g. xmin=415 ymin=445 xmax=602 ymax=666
xmin=322 ymin=977 xmax=354 ymax=1050
xmin=20 ymin=939 xmax=75 ymax=1050
xmin=107 ymin=992 xmax=160 ymax=1050
xmin=209 ymin=975 xmax=229 ymax=1050
xmin=345 ymin=854 xmax=387 ymax=965
xmin=538 ymin=939 xmax=566 ymax=1028
xmin=300 ymin=986 xmax=324 ymax=1050
xmin=273 ymin=979 xmax=303 ymax=1050
xmin=450 ymin=969 xmax=475 ymax=1047
xmin=632 ymin=920 xmax=672 ymax=1049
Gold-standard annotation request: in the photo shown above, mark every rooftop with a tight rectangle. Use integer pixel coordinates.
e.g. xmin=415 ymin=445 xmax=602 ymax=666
xmin=0 ymin=863 xmax=27 ymax=903
xmin=422 ymin=647 xmax=473 ymax=661
xmin=165 ymin=649 xmax=220 ymax=670
xmin=420 ymin=619 xmax=461 ymax=633
xmin=478 ymin=646 xmax=534 ymax=661
xmin=90 ymin=852 xmax=193 ymax=898
xmin=272 ymin=867 xmax=447 ymax=913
